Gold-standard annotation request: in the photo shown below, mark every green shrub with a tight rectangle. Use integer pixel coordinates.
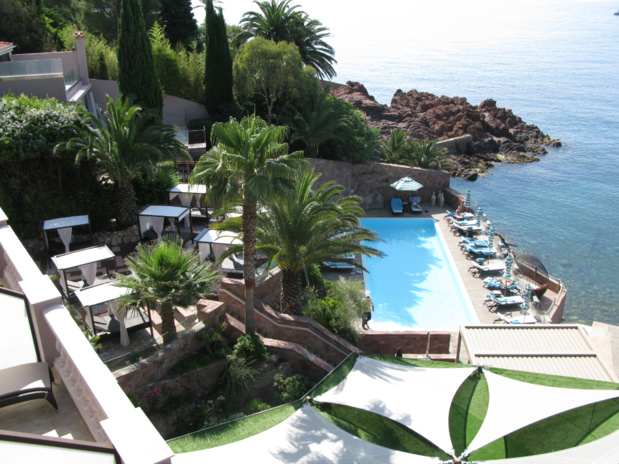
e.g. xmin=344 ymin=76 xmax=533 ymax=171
xmin=244 ymin=398 xmax=272 ymax=415
xmin=233 ymin=334 xmax=268 ymax=364
xmin=274 ymin=373 xmax=311 ymax=404
xmin=221 ymin=358 xmax=258 ymax=403
xmin=132 ymin=161 xmax=180 ymax=206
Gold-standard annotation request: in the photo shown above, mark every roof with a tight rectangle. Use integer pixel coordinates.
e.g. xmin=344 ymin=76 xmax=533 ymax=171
xmin=0 ymin=41 xmax=15 ymax=54
xmin=460 ymin=324 xmax=619 ymax=382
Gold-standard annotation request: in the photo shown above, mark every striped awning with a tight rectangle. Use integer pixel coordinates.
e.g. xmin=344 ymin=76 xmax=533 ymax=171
xmin=390 ymin=177 xmax=424 ymax=191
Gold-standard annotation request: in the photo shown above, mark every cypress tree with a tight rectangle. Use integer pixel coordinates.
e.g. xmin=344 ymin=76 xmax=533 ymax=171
xmin=160 ymin=0 xmax=198 ymax=49
xmin=204 ymin=0 xmax=233 ymax=117
xmin=117 ymin=0 xmax=163 ymax=118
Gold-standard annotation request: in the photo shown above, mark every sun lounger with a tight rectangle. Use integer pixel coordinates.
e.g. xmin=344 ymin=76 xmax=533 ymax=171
xmin=483 ymin=277 xmax=520 ymax=294
xmin=495 ymin=312 xmax=537 ymax=324
xmin=445 ymin=210 xmax=474 ymax=222
xmin=464 ymin=245 xmax=496 ymax=259
xmin=468 ymin=260 xmax=505 ymax=277
xmin=0 ymin=362 xmax=58 ymax=411
xmin=409 ymin=197 xmax=422 ymax=214
xmin=460 ymin=238 xmax=489 ymax=249
xmin=452 ymin=223 xmax=482 ymax=237
xmin=484 ymin=293 xmax=525 ymax=311
xmin=390 ymin=198 xmax=404 ymax=215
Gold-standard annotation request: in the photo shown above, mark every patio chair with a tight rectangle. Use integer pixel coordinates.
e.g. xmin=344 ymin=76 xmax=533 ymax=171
xmin=484 ymin=293 xmax=525 ymax=312
xmin=0 ymin=362 xmax=58 ymax=411
xmin=463 ymin=245 xmax=497 ymax=259
xmin=390 ymin=198 xmax=404 ymax=215
xmin=483 ymin=277 xmax=520 ymax=294
xmin=409 ymin=196 xmax=422 ymax=214
xmin=460 ymin=238 xmax=489 ymax=249
xmin=452 ymin=223 xmax=482 ymax=237
xmin=494 ymin=312 xmax=536 ymax=324
xmin=468 ymin=260 xmax=505 ymax=277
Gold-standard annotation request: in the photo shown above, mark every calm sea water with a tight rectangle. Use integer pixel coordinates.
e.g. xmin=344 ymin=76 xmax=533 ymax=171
xmin=361 ymin=218 xmax=475 ymax=330
xmin=199 ymin=0 xmax=619 ymax=325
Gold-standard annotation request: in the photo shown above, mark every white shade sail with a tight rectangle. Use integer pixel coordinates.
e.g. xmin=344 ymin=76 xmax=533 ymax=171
xmin=465 ymin=370 xmax=619 ymax=454
xmin=173 ymin=403 xmax=438 ymax=464
xmin=314 ymin=356 xmax=475 ymax=455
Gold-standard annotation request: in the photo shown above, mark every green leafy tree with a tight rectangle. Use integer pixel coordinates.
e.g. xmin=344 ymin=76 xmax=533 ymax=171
xmin=160 ymin=0 xmax=197 ymax=48
xmin=237 ymin=0 xmax=336 ymax=79
xmin=149 ymin=22 xmax=181 ymax=96
xmin=190 ymin=115 xmax=303 ymax=334
xmin=408 ymin=138 xmax=452 ymax=169
xmin=234 ymin=37 xmax=311 ymax=123
xmin=0 ymin=94 xmax=113 ymax=237
xmin=283 ymin=86 xmax=352 ymax=157
xmin=381 ymin=128 xmax=411 ymax=164
xmin=116 ymin=237 xmax=219 ymax=342
xmin=59 ymin=26 xmax=118 ymax=79
xmin=76 ymin=0 xmax=161 ymax=43
xmin=255 ymin=168 xmax=383 ymax=315
xmin=204 ymin=0 xmax=233 ymax=117
xmin=58 ymin=95 xmax=189 ymax=228
xmin=0 ymin=0 xmax=49 ymax=52
xmin=117 ymin=0 xmax=163 ymax=118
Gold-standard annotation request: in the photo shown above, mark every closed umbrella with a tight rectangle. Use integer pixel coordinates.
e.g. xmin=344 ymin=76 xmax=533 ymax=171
xmin=487 ymin=226 xmax=496 ymax=250
xmin=463 ymin=188 xmax=472 ymax=209
xmin=390 ymin=177 xmax=424 ymax=191
xmin=503 ymin=254 xmax=514 ymax=280
xmin=476 ymin=207 xmax=484 ymax=226
xmin=521 ymin=283 xmax=532 ymax=315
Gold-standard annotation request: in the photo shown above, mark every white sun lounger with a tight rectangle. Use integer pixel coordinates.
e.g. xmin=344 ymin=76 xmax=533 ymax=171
xmin=484 ymin=293 xmax=525 ymax=311
xmin=468 ymin=260 xmax=505 ymax=277
xmin=495 ymin=312 xmax=537 ymax=324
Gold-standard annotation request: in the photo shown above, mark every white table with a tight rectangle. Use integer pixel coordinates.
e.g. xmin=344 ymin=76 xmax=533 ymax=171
xmin=42 ymin=215 xmax=91 ymax=253
xmin=51 ymin=245 xmax=114 ymax=296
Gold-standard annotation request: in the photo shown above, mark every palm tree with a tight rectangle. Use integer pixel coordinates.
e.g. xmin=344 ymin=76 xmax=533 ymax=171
xmin=190 ymin=115 xmax=303 ymax=334
xmin=381 ymin=128 xmax=411 ymax=164
xmin=58 ymin=95 xmax=189 ymax=228
xmin=284 ymin=86 xmax=351 ymax=157
xmin=255 ymin=168 xmax=383 ymax=315
xmin=116 ymin=237 xmax=219 ymax=343
xmin=237 ymin=0 xmax=337 ymax=79
xmin=408 ymin=139 xmax=452 ymax=169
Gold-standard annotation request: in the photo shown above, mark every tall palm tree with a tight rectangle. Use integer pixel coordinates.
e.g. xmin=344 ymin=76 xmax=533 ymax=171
xmin=190 ymin=115 xmax=303 ymax=334
xmin=381 ymin=128 xmax=411 ymax=164
xmin=58 ymin=95 xmax=189 ymax=228
xmin=237 ymin=0 xmax=336 ymax=79
xmin=116 ymin=237 xmax=219 ymax=343
xmin=255 ymin=168 xmax=383 ymax=315
xmin=284 ymin=86 xmax=351 ymax=157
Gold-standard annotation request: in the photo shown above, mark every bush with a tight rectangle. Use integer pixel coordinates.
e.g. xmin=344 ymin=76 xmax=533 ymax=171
xmin=244 ymin=398 xmax=272 ymax=415
xmin=221 ymin=358 xmax=258 ymax=404
xmin=233 ymin=334 xmax=268 ymax=364
xmin=274 ymin=373 xmax=311 ymax=404
xmin=132 ymin=161 xmax=180 ymax=206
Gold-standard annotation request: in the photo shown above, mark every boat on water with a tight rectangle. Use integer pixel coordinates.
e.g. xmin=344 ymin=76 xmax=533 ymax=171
xmin=615 ymin=9 xmax=619 ymax=15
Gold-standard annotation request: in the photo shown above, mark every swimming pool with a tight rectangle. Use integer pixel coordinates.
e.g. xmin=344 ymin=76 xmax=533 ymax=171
xmin=361 ymin=218 xmax=477 ymax=330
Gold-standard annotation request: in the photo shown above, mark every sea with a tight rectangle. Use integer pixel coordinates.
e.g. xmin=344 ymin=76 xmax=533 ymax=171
xmin=193 ymin=0 xmax=619 ymax=326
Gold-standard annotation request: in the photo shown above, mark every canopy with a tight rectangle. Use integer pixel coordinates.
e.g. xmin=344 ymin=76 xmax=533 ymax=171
xmin=314 ymin=356 xmax=475 ymax=455
xmin=41 ymin=214 xmax=91 ymax=253
xmin=390 ymin=177 xmax=424 ymax=191
xmin=138 ymin=205 xmax=191 ymax=240
xmin=167 ymin=183 xmax=207 ymax=197
xmin=51 ymin=245 xmax=114 ymax=271
xmin=465 ymin=369 xmax=619 ymax=455
xmin=74 ymin=282 xmax=131 ymax=308
xmin=173 ymin=404 xmax=437 ymax=464
xmin=196 ymin=229 xmax=242 ymax=245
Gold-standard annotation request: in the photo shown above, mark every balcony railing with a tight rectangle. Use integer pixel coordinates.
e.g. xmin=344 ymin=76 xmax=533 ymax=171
xmin=0 ymin=58 xmax=63 ymax=79
xmin=64 ymin=65 xmax=80 ymax=90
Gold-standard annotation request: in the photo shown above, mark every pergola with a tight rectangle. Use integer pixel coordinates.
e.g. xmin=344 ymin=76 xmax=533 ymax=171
xmin=41 ymin=215 xmax=92 ymax=254
xmin=138 ymin=205 xmax=192 ymax=242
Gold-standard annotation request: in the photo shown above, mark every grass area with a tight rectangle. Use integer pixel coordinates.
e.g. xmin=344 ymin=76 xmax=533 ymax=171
xmin=168 ymin=401 xmax=302 ymax=453
xmin=314 ymin=402 xmax=451 ymax=460
xmin=449 ymin=369 xmax=489 ymax=457
xmin=307 ymin=353 xmax=358 ymax=397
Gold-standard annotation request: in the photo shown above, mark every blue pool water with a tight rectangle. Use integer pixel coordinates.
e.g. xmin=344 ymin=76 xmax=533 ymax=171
xmin=361 ymin=218 xmax=476 ymax=331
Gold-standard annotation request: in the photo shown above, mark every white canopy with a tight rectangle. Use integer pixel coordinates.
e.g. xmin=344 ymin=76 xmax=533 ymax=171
xmin=172 ymin=404 xmax=438 ymax=464
xmin=314 ymin=356 xmax=475 ymax=455
xmin=42 ymin=215 xmax=89 ymax=231
xmin=139 ymin=205 xmax=190 ymax=221
xmin=74 ymin=282 xmax=131 ymax=308
xmin=196 ymin=229 xmax=242 ymax=245
xmin=168 ymin=183 xmax=207 ymax=197
xmin=465 ymin=369 xmax=619 ymax=454
xmin=51 ymin=245 xmax=114 ymax=271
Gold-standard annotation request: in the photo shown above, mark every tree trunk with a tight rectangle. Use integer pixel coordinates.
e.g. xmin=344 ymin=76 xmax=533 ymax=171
xmin=281 ymin=270 xmax=303 ymax=315
xmin=242 ymin=197 xmax=258 ymax=334
xmin=159 ymin=300 xmax=177 ymax=343
xmin=116 ymin=183 xmax=138 ymax=229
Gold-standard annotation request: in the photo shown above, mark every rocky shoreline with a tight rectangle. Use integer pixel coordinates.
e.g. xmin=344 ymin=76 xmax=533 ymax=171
xmin=330 ymin=81 xmax=561 ymax=180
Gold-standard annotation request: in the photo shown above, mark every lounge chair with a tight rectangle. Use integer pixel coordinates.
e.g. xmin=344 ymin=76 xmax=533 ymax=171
xmin=494 ymin=312 xmax=536 ymax=324
xmin=0 ymin=362 xmax=58 ymax=411
xmin=484 ymin=293 xmax=525 ymax=311
xmin=460 ymin=237 xmax=489 ymax=249
xmin=483 ymin=277 xmax=520 ymax=294
xmin=409 ymin=196 xmax=422 ymax=214
xmin=445 ymin=210 xmax=474 ymax=222
xmin=468 ymin=260 xmax=505 ymax=277
xmin=452 ymin=223 xmax=482 ymax=237
xmin=463 ymin=245 xmax=496 ymax=259
xmin=390 ymin=198 xmax=404 ymax=215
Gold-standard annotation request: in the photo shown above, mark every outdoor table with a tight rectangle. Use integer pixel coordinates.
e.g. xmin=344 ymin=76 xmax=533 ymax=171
xmin=138 ymin=205 xmax=192 ymax=242
xmin=51 ymin=245 xmax=114 ymax=297
xmin=42 ymin=215 xmax=91 ymax=253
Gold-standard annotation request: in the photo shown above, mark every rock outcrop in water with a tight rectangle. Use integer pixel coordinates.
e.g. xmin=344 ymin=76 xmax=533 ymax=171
xmin=329 ymin=81 xmax=561 ymax=180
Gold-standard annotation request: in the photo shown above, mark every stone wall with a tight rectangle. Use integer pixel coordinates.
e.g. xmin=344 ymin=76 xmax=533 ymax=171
xmin=24 ymin=225 xmax=140 ymax=254
xmin=436 ymin=135 xmax=473 ymax=154
xmin=308 ymin=159 xmax=451 ymax=210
